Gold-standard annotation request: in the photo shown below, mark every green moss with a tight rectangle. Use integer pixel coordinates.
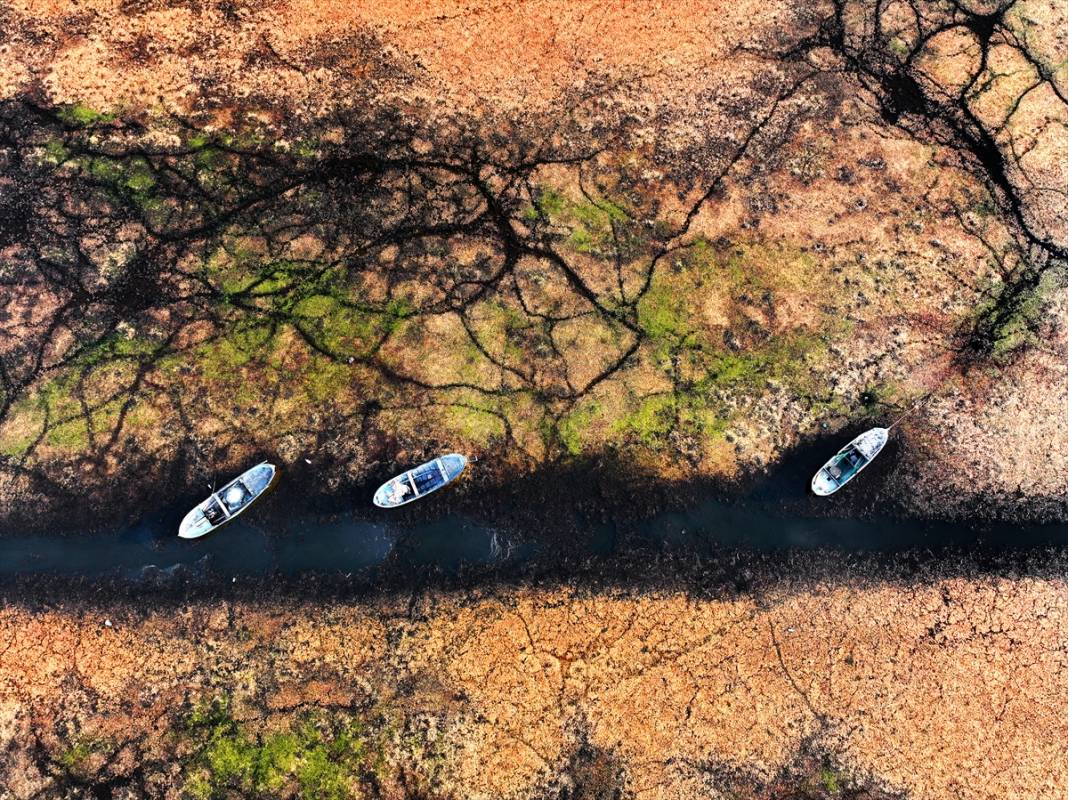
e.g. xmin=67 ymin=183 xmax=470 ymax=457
xmin=968 ymin=270 xmax=1049 ymax=363
xmin=87 ymin=156 xmax=125 ymax=183
xmin=185 ymin=695 xmax=233 ymax=729
xmin=125 ymin=169 xmax=156 ymax=193
xmin=45 ymin=418 xmax=91 ymax=449
xmin=572 ymin=195 xmax=628 ymax=227
xmin=616 ymin=393 xmax=675 ymax=445
xmin=203 ymin=245 xmax=277 ymax=297
xmin=60 ymin=740 xmax=94 ymax=770
xmin=526 ymin=184 xmax=637 ymax=257
xmin=384 ymin=297 xmax=416 ymax=335
xmin=58 ymin=103 xmax=115 ymax=126
xmin=637 ymin=280 xmax=697 ymax=344
xmin=302 ymin=354 xmax=350 ymax=402
xmin=445 ymin=402 xmax=504 ymax=445
xmin=531 ymin=186 xmax=567 ymax=219
xmin=624 ymin=237 xmax=838 ymax=449
xmin=0 ymin=427 xmax=38 ymax=459
xmin=820 ymin=766 xmax=841 ymax=794
xmin=568 ymin=227 xmax=595 ymax=252
xmin=42 ymin=139 xmax=70 ymax=165
xmin=293 ymin=139 xmax=321 ymax=160
xmin=18 ymin=345 xmax=154 ymax=452
xmin=296 ymin=746 xmax=351 ymax=800
xmin=294 ymin=294 xmax=384 ymax=358
xmin=42 ymin=395 xmax=136 ymax=451
xmin=73 ymin=332 xmax=159 ymax=370
xmin=567 ymin=195 xmax=631 ymax=255
xmin=59 ymin=736 xmax=109 ymax=774
xmin=557 ymin=401 xmax=601 ymax=455
xmin=196 ymin=324 xmax=273 ymax=381
xmin=182 ymin=697 xmax=374 ymax=800
xmin=75 ymin=154 xmax=160 ymax=203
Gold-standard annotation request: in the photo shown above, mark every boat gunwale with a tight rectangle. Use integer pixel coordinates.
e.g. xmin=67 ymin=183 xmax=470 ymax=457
xmin=179 ymin=462 xmax=277 ymax=539
xmin=373 ymin=454 xmax=467 ymax=508
xmin=811 ymin=428 xmax=888 ymax=497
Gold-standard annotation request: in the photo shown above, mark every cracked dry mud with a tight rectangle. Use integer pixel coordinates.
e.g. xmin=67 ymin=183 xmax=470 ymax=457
xmin=1 ymin=1 xmax=1068 ymax=798
xmin=1 ymin=581 xmax=1065 ymax=799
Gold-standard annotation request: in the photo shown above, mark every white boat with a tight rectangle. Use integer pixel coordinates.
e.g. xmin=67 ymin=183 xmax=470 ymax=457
xmin=179 ymin=462 xmax=276 ymax=538
xmin=811 ymin=428 xmax=888 ymax=496
xmin=373 ymin=454 xmax=467 ymax=508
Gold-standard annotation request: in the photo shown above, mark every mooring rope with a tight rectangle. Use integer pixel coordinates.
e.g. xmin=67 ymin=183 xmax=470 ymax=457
xmin=888 ymin=393 xmax=934 ymax=431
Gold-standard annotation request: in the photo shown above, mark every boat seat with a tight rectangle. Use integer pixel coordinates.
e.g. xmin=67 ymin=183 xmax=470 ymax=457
xmin=203 ymin=498 xmax=226 ymax=524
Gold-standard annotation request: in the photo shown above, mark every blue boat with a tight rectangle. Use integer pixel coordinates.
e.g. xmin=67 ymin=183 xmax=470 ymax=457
xmin=373 ymin=454 xmax=468 ymax=508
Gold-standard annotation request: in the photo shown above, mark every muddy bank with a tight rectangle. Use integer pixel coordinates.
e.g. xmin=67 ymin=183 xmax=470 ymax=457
xmin=2 ymin=575 xmax=1065 ymax=799
xmin=3 ymin=424 xmax=1068 ymax=597
xmin=2 ymin=422 xmax=1067 ymax=547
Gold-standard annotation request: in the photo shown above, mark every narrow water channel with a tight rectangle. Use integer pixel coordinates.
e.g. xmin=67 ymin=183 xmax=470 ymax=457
xmin=4 ymin=489 xmax=1067 ymax=581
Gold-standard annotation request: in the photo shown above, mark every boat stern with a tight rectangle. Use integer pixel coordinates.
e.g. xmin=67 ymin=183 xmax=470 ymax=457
xmin=811 ymin=469 xmax=840 ymax=497
xmin=372 ymin=485 xmax=391 ymax=508
xmin=373 ymin=479 xmax=407 ymax=508
xmin=178 ymin=507 xmax=213 ymax=539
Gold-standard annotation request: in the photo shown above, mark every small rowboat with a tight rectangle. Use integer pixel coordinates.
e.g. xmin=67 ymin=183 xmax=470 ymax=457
xmin=811 ymin=428 xmax=888 ymax=496
xmin=179 ymin=462 xmax=276 ymax=538
xmin=373 ymin=454 xmax=468 ymax=508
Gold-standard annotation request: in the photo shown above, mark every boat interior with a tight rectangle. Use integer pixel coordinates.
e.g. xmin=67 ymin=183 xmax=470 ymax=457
xmin=203 ymin=497 xmax=227 ymax=524
xmin=220 ymin=481 xmax=252 ymax=513
xmin=828 ymin=447 xmax=866 ymax=481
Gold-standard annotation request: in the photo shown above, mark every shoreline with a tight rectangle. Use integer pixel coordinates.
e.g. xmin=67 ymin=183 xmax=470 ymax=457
xmin=6 ymin=422 xmax=1068 ymax=538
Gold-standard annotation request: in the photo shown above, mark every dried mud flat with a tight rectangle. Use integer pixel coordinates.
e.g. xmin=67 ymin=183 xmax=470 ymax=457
xmin=1 ymin=575 xmax=1066 ymax=799
xmin=1 ymin=1 xmax=1068 ymax=798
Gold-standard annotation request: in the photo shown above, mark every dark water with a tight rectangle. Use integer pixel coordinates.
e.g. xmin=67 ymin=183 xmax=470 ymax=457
xmin=4 ymin=487 xmax=1068 ymax=581
xmin=3 ymin=431 xmax=1065 ymax=581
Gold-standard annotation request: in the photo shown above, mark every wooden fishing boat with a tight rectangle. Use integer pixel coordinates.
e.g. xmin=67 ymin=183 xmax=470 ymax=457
xmin=811 ymin=428 xmax=888 ymax=496
xmin=373 ymin=454 xmax=468 ymax=508
xmin=178 ymin=462 xmax=277 ymax=538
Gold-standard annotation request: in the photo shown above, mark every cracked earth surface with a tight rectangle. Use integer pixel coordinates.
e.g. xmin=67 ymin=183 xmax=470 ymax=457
xmin=1 ymin=1 xmax=1068 ymax=797
xmin=1 ymin=580 xmax=1066 ymax=798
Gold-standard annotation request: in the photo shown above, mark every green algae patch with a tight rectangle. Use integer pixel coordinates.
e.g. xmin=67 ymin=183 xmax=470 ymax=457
xmin=556 ymin=399 xmax=603 ymax=455
xmin=183 ymin=697 xmax=373 ymax=799
xmin=57 ymin=103 xmax=116 ymax=127
xmin=527 ymin=183 xmax=644 ymax=260
xmin=965 ymin=267 xmax=1056 ymax=365
xmin=0 ymin=333 xmax=164 ymax=457
xmin=179 ymin=696 xmax=445 ymax=800
xmin=445 ymin=400 xmax=507 ymax=446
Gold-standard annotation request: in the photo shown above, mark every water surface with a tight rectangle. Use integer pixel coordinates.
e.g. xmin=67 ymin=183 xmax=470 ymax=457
xmin=4 ymin=489 xmax=1067 ymax=581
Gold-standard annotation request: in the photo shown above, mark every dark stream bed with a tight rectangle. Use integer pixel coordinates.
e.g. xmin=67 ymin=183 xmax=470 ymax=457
xmin=5 ymin=481 xmax=1068 ymax=583
xmin=4 ymin=433 xmax=1067 ymax=586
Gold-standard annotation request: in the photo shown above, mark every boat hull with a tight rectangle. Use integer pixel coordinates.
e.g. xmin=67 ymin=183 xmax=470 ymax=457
xmin=373 ymin=454 xmax=468 ymax=508
xmin=811 ymin=428 xmax=888 ymax=496
xmin=178 ymin=462 xmax=277 ymax=538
